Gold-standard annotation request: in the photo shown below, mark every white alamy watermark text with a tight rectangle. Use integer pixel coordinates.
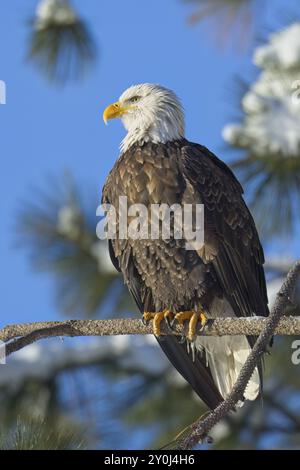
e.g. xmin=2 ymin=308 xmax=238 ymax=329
xmin=96 ymin=197 xmax=204 ymax=250
xmin=0 ymin=341 xmax=6 ymax=364
xmin=291 ymin=340 xmax=300 ymax=365
xmin=0 ymin=80 xmax=6 ymax=104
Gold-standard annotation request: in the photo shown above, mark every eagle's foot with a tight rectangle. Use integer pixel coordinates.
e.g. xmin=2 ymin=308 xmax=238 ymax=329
xmin=174 ymin=310 xmax=208 ymax=342
xmin=143 ymin=310 xmax=173 ymax=336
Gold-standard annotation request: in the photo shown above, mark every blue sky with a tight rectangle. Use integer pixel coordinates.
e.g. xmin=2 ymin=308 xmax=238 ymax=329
xmin=0 ymin=0 xmax=299 ymax=327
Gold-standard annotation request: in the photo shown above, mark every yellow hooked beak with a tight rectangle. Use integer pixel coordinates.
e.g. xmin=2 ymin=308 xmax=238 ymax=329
xmin=103 ymin=101 xmax=130 ymax=124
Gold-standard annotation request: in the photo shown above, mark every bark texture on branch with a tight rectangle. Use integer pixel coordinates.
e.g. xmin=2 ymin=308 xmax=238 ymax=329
xmin=1 ymin=316 xmax=300 ymax=357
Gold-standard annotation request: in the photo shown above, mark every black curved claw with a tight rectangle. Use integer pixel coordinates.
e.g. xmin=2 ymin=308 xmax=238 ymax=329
xmin=142 ymin=317 xmax=148 ymax=326
xmin=198 ymin=318 xmax=213 ymax=335
xmin=165 ymin=315 xmax=173 ymax=331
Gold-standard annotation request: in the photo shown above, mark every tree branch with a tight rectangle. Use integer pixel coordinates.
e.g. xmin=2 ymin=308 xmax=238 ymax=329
xmin=1 ymin=315 xmax=300 ymax=357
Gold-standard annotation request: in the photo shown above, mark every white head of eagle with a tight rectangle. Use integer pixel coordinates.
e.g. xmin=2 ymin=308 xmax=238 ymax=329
xmin=103 ymin=83 xmax=185 ymax=152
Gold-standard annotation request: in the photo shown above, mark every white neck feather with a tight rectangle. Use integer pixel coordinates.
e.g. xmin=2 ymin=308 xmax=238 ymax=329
xmin=120 ymin=119 xmax=183 ymax=153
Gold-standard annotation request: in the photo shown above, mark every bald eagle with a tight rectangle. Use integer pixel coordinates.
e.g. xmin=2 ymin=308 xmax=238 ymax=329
xmin=102 ymin=84 xmax=269 ymax=409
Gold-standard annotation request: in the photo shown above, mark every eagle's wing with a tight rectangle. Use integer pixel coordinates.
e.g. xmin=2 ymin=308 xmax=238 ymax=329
xmin=181 ymin=143 xmax=269 ymax=320
xmin=181 ymin=143 xmax=270 ymax=396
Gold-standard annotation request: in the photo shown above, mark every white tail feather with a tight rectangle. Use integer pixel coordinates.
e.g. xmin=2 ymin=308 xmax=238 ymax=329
xmin=195 ymin=335 xmax=260 ymax=403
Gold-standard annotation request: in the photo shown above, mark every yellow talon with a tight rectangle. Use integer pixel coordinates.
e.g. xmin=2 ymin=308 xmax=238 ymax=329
xmin=143 ymin=310 xmax=172 ymax=336
xmin=174 ymin=310 xmax=208 ymax=342
xmin=187 ymin=312 xmax=199 ymax=342
xmin=153 ymin=311 xmax=165 ymax=336
xmin=174 ymin=310 xmax=194 ymax=325
xmin=200 ymin=311 xmax=208 ymax=328
xmin=143 ymin=311 xmax=155 ymax=322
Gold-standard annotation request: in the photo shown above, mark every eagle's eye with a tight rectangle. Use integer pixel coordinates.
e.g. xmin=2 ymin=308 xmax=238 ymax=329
xmin=129 ymin=96 xmax=140 ymax=103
